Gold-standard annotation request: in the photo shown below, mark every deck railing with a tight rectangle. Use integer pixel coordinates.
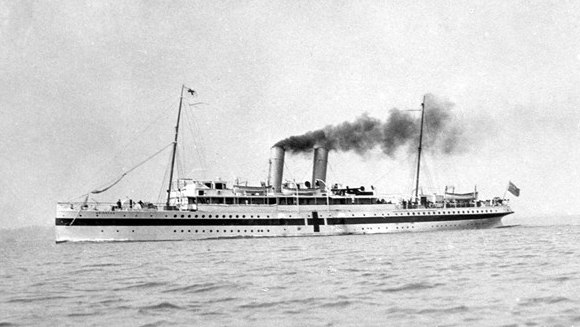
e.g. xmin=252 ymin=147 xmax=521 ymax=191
xmin=57 ymin=202 xmax=162 ymax=212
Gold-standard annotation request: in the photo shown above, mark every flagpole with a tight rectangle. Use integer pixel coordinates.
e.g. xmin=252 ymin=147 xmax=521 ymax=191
xmin=503 ymin=182 xmax=508 ymax=199
xmin=166 ymin=85 xmax=186 ymax=209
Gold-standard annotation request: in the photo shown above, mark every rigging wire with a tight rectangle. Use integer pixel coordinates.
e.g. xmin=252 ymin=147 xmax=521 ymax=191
xmin=157 ymin=150 xmax=174 ymax=204
xmin=76 ymin=98 xmax=179 ymax=199
xmin=370 ymin=151 xmax=416 ymax=186
xmin=86 ymin=142 xmax=174 ymax=197
xmin=183 ymin=105 xmax=209 ymax=178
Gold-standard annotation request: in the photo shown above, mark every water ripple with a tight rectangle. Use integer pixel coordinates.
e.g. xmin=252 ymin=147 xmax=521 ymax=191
xmin=3 ymin=224 xmax=580 ymax=326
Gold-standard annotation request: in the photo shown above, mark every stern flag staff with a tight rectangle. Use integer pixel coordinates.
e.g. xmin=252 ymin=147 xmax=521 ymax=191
xmin=507 ymin=181 xmax=520 ymax=197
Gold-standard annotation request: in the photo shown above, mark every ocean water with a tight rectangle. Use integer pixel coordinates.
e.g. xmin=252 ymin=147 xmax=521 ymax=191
xmin=1 ymin=223 xmax=580 ymax=327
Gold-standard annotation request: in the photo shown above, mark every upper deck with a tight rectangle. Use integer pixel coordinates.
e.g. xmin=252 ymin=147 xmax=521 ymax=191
xmin=57 ymin=178 xmax=510 ymax=213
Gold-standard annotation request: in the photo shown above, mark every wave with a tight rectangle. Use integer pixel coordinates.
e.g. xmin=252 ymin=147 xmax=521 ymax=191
xmin=161 ymin=282 xmax=226 ymax=294
xmin=139 ymin=321 xmax=170 ymax=327
xmin=239 ymin=297 xmax=322 ymax=309
xmin=518 ymin=296 xmax=572 ymax=307
xmin=380 ymin=282 xmax=443 ymax=293
xmin=67 ymin=312 xmax=99 ymax=317
xmin=318 ymin=299 xmax=353 ymax=308
xmin=139 ymin=302 xmax=183 ymax=311
xmin=8 ymin=295 xmax=70 ymax=303
xmin=417 ymin=305 xmax=469 ymax=314
xmin=114 ymin=281 xmax=168 ymax=291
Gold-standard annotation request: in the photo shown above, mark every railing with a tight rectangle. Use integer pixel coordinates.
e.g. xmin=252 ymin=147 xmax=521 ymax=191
xmin=58 ymin=198 xmax=510 ymax=212
xmin=404 ymin=199 xmax=510 ymax=210
xmin=57 ymin=202 xmax=162 ymax=211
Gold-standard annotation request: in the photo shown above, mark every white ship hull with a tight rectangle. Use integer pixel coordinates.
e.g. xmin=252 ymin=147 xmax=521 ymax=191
xmin=55 ymin=204 xmax=511 ymax=243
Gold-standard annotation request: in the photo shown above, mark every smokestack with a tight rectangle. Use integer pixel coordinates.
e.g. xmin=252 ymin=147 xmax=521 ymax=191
xmin=312 ymin=147 xmax=329 ymax=188
xmin=269 ymin=146 xmax=285 ymax=193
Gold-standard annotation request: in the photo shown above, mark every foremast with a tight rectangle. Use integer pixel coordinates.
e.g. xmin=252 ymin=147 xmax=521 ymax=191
xmin=166 ymin=85 xmax=186 ymax=209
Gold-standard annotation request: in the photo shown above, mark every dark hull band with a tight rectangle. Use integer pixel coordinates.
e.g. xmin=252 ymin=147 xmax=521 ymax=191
xmin=55 ymin=213 xmax=509 ymax=227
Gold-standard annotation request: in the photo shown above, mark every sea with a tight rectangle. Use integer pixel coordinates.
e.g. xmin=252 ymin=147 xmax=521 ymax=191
xmin=1 ymin=222 xmax=580 ymax=327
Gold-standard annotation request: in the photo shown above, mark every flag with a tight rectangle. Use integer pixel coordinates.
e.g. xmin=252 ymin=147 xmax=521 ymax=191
xmin=187 ymin=88 xmax=197 ymax=97
xmin=507 ymin=181 xmax=520 ymax=197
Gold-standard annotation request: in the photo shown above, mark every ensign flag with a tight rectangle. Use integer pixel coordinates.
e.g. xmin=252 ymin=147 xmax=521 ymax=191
xmin=507 ymin=181 xmax=520 ymax=197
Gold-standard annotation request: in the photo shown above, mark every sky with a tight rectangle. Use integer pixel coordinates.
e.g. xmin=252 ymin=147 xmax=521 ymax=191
xmin=1 ymin=0 xmax=579 ymax=229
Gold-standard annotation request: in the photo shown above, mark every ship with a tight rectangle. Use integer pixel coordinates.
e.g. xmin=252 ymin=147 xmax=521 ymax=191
xmin=55 ymin=87 xmax=515 ymax=243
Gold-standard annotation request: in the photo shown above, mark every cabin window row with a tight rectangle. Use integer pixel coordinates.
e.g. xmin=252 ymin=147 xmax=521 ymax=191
xmin=172 ymin=214 xmax=273 ymax=218
xmin=189 ymin=197 xmax=379 ymax=205
xmin=173 ymin=229 xmax=270 ymax=233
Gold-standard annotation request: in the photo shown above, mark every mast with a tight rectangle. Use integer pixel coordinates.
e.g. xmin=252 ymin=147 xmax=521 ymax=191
xmin=414 ymin=95 xmax=426 ymax=201
xmin=166 ymin=85 xmax=186 ymax=208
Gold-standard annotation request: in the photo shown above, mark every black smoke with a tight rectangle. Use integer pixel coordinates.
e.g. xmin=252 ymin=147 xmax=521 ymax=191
xmin=274 ymin=94 xmax=466 ymax=157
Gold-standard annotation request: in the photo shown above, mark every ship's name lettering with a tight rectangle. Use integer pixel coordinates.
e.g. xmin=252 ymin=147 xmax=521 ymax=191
xmin=96 ymin=211 xmax=116 ymax=214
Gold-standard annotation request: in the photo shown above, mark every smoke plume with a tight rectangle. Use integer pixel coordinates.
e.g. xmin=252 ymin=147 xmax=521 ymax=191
xmin=274 ymin=94 xmax=466 ymax=157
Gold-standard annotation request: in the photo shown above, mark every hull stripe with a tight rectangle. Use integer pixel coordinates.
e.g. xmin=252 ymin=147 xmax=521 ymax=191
xmin=55 ymin=213 xmax=508 ymax=226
